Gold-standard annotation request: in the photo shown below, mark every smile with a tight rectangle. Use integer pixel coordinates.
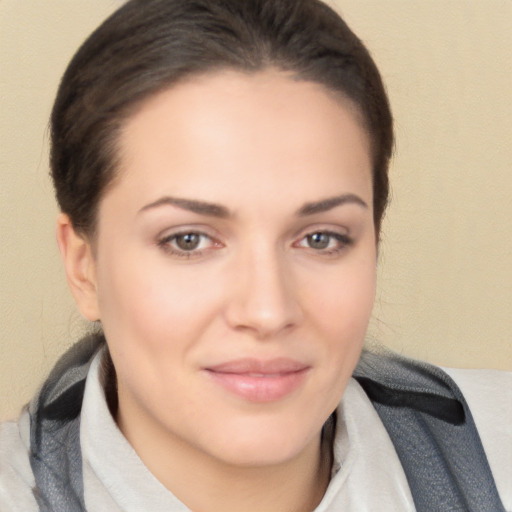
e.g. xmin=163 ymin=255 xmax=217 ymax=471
xmin=203 ymin=358 xmax=311 ymax=403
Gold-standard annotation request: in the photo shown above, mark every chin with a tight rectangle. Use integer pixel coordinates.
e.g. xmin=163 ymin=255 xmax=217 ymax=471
xmin=198 ymin=412 xmax=323 ymax=468
xmin=216 ymin=440 xmax=314 ymax=468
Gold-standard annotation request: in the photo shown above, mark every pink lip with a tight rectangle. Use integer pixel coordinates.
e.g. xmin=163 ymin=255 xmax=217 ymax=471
xmin=204 ymin=358 xmax=310 ymax=402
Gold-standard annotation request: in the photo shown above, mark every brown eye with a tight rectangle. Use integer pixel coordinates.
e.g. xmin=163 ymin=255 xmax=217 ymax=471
xmin=175 ymin=233 xmax=201 ymax=251
xmin=306 ymin=233 xmax=331 ymax=250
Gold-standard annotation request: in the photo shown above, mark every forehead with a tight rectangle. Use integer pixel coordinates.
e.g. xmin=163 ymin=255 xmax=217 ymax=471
xmin=110 ymin=69 xmax=373 ymax=214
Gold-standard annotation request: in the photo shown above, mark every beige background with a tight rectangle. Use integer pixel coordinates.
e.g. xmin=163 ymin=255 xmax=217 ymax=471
xmin=1 ymin=1 xmax=511 ymax=420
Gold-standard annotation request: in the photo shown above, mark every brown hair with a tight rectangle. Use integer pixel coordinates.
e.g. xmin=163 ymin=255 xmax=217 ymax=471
xmin=50 ymin=0 xmax=393 ymax=237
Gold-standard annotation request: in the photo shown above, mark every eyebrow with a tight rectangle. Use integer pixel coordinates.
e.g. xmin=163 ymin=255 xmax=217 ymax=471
xmin=138 ymin=192 xmax=368 ymax=218
xmin=297 ymin=194 xmax=368 ymax=216
xmin=138 ymin=196 xmax=231 ymax=218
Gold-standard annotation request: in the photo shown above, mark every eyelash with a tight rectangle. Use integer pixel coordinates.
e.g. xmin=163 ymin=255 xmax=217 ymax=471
xmin=294 ymin=230 xmax=353 ymax=256
xmin=157 ymin=229 xmax=353 ymax=259
xmin=157 ymin=231 xmax=222 ymax=259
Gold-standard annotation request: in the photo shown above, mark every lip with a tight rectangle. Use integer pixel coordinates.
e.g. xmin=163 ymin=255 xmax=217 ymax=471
xmin=203 ymin=358 xmax=311 ymax=402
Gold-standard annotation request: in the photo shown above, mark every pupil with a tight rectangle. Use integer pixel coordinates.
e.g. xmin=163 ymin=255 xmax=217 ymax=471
xmin=176 ymin=233 xmax=200 ymax=250
xmin=308 ymin=233 xmax=330 ymax=249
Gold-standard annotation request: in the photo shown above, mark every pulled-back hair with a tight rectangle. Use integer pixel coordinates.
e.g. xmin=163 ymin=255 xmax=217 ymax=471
xmin=50 ymin=0 xmax=393 ymax=236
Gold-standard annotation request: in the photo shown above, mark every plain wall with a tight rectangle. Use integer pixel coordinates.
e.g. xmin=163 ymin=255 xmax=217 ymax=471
xmin=1 ymin=0 xmax=511 ymax=420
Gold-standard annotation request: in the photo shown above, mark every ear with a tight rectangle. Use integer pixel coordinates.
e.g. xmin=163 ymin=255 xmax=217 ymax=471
xmin=56 ymin=213 xmax=100 ymax=321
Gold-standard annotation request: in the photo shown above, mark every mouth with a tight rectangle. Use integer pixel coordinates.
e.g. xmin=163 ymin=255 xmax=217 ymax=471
xmin=203 ymin=358 xmax=311 ymax=402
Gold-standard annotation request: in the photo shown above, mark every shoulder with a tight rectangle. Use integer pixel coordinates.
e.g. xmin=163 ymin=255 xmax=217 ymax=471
xmin=444 ymin=367 xmax=512 ymax=511
xmin=0 ymin=410 xmax=39 ymax=511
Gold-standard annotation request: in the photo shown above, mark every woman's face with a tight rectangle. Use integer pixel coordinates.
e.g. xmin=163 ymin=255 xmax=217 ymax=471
xmin=89 ymin=70 xmax=376 ymax=468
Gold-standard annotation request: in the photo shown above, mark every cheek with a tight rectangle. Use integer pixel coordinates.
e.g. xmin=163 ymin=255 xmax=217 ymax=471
xmin=94 ymin=249 xmax=225 ymax=355
xmin=93 ymin=253 xmax=219 ymax=405
xmin=312 ymin=258 xmax=376 ymax=332
xmin=305 ymin=252 xmax=377 ymax=378
xmin=291 ymin=254 xmax=376 ymax=427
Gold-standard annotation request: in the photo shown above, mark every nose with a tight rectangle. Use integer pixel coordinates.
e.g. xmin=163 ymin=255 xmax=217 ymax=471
xmin=224 ymin=245 xmax=303 ymax=339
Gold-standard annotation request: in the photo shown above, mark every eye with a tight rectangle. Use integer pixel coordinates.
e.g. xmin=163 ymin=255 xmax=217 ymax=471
xmin=174 ymin=233 xmax=202 ymax=251
xmin=157 ymin=230 xmax=221 ymax=258
xmin=295 ymin=230 xmax=352 ymax=254
xmin=306 ymin=232 xmax=332 ymax=250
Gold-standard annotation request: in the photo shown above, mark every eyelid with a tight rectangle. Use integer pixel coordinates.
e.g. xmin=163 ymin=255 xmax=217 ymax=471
xmin=156 ymin=226 xmax=224 ymax=258
xmin=156 ymin=223 xmax=222 ymax=243
xmin=292 ymin=223 xmax=350 ymax=241
xmin=292 ymin=225 xmax=353 ymax=254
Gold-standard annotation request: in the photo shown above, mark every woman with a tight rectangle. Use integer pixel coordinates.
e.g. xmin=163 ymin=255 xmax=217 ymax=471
xmin=0 ymin=0 xmax=510 ymax=511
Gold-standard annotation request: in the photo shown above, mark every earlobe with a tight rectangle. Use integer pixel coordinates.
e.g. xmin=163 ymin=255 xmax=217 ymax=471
xmin=56 ymin=213 xmax=100 ymax=321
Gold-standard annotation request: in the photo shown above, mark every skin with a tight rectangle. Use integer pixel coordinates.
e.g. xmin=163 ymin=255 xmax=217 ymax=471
xmin=58 ymin=69 xmax=377 ymax=512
